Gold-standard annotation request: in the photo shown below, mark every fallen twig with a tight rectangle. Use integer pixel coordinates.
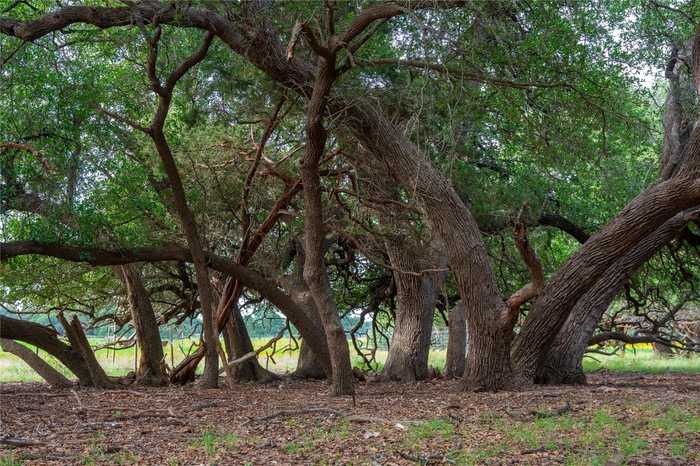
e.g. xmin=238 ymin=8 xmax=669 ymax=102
xmin=0 ymin=435 xmax=45 ymax=448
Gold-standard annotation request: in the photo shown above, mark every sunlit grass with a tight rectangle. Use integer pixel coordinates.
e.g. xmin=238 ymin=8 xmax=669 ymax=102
xmin=582 ymin=348 xmax=700 ymax=375
xmin=2 ymin=338 xmax=699 ymax=383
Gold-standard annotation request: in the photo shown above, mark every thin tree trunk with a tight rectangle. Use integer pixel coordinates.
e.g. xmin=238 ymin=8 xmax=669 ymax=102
xmin=301 ymin=56 xmax=354 ymax=396
xmin=0 ymin=339 xmax=72 ymax=388
xmin=170 ymin=180 xmax=311 ymax=384
xmin=115 ymin=265 xmax=167 ymax=386
xmin=445 ymin=303 xmax=467 ymax=379
xmin=145 ymin=32 xmax=219 ymax=387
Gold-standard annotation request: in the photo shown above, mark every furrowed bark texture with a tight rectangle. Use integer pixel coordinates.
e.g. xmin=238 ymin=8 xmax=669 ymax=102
xmin=512 ymin=170 xmax=700 ymax=380
xmin=287 ymin=280 xmax=326 ymax=379
xmin=519 ymin=39 xmax=700 ymax=382
xmin=540 ymin=44 xmax=700 ymax=384
xmin=7 ymin=4 xmax=700 ymax=390
xmin=279 ymin=242 xmax=327 ymax=380
xmin=538 ymin=209 xmax=700 ymax=384
xmin=1 ymin=240 xmax=333 ymax=377
xmin=116 ymin=265 xmax=167 ymax=386
xmin=445 ymin=303 xmax=467 ymax=379
xmin=58 ymin=314 xmax=114 ymax=388
xmin=382 ymin=240 xmax=446 ymax=382
xmin=301 ymin=57 xmax=354 ymax=396
xmin=344 ymin=104 xmax=511 ymax=391
xmin=0 ymin=2 xmax=510 ymax=391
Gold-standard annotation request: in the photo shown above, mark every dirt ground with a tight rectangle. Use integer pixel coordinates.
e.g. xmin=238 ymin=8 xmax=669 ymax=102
xmin=1 ymin=373 xmax=699 ymax=465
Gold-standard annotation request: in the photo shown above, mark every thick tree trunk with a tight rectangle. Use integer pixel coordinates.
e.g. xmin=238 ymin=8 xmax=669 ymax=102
xmin=57 ymin=314 xmax=114 ymax=388
xmin=538 ymin=209 xmax=698 ymax=384
xmin=0 ymin=315 xmax=92 ymax=385
xmin=0 ymin=338 xmax=72 ymax=388
xmin=287 ymin=285 xmax=326 ymax=380
xmin=0 ymin=3 xmax=511 ymax=391
xmin=344 ymin=104 xmax=512 ymax=391
xmin=512 ymin=172 xmax=700 ymax=380
xmin=445 ymin=303 xmax=467 ymax=379
xmin=512 ymin=36 xmax=700 ymax=381
xmin=116 ymin=265 xmax=167 ymax=386
xmin=281 ymin=244 xmax=328 ymax=380
xmin=382 ymin=241 xmax=445 ymax=382
xmin=224 ymin=304 xmax=277 ymax=383
xmin=293 ymin=340 xmax=326 ymax=379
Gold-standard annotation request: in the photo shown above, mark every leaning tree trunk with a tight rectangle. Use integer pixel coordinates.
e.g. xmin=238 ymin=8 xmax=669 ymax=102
xmin=445 ymin=303 xmax=467 ymax=379
xmin=280 ymin=241 xmax=328 ymax=380
xmin=287 ymin=282 xmax=326 ymax=380
xmin=0 ymin=315 xmax=92 ymax=385
xmin=1 ymin=3 xmax=512 ymax=391
xmin=381 ymin=240 xmax=445 ymax=382
xmin=116 ymin=265 xmax=167 ymax=386
xmin=512 ymin=164 xmax=700 ymax=381
xmin=222 ymin=303 xmax=278 ymax=383
xmin=0 ymin=338 xmax=72 ymax=388
xmin=57 ymin=313 xmax=114 ymax=388
xmin=342 ymin=104 xmax=511 ymax=391
xmin=519 ymin=41 xmax=700 ymax=382
xmin=538 ymin=209 xmax=699 ymax=384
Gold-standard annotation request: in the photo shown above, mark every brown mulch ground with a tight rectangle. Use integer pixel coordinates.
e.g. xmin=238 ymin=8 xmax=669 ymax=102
xmin=1 ymin=373 xmax=700 ymax=465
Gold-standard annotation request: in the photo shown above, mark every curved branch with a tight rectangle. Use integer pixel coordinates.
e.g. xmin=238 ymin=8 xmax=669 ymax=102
xmin=0 ymin=240 xmax=332 ymax=375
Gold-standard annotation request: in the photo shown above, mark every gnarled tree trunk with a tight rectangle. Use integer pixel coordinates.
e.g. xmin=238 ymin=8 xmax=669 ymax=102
xmin=538 ymin=209 xmax=699 ymax=384
xmin=280 ymin=241 xmax=327 ymax=380
xmin=0 ymin=315 xmax=92 ymax=385
xmin=222 ymin=303 xmax=278 ymax=383
xmin=382 ymin=240 xmax=446 ymax=382
xmin=116 ymin=265 xmax=167 ymax=386
xmin=57 ymin=313 xmax=114 ymax=388
xmin=301 ymin=56 xmax=354 ymax=396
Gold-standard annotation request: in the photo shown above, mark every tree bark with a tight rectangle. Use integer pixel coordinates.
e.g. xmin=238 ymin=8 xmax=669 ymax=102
xmin=301 ymin=56 xmax=354 ymax=396
xmin=512 ymin=168 xmax=700 ymax=381
xmin=224 ymin=303 xmax=277 ymax=383
xmin=381 ymin=240 xmax=446 ymax=382
xmin=115 ymin=265 xmax=167 ymax=386
xmin=344 ymin=104 xmax=512 ymax=391
xmin=0 ymin=1 xmax=511 ymax=391
xmin=280 ymin=242 xmax=327 ymax=380
xmin=57 ymin=313 xmax=114 ymax=388
xmin=538 ymin=211 xmax=700 ymax=384
xmin=516 ymin=40 xmax=700 ymax=381
xmin=145 ymin=32 xmax=219 ymax=387
xmin=0 ymin=315 xmax=92 ymax=385
xmin=445 ymin=303 xmax=467 ymax=379
xmin=1 ymin=241 xmax=334 ymax=378
xmin=0 ymin=338 xmax=72 ymax=388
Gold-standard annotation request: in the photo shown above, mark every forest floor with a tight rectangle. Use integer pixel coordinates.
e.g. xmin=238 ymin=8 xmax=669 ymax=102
xmin=1 ymin=373 xmax=699 ymax=465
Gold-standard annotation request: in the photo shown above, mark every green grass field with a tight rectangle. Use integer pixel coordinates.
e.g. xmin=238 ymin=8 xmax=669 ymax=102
xmin=0 ymin=339 xmax=698 ymax=383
